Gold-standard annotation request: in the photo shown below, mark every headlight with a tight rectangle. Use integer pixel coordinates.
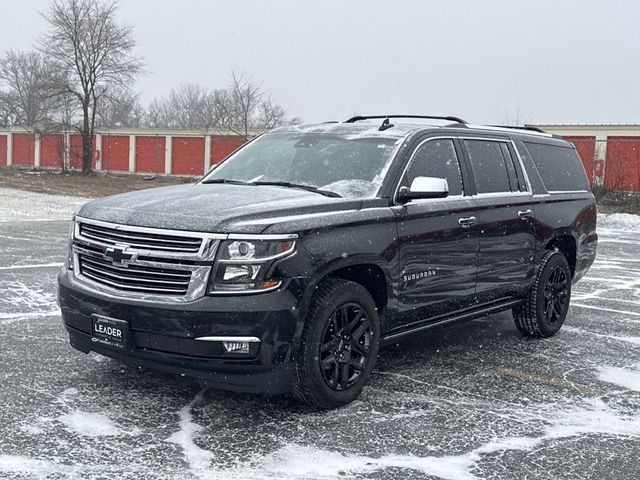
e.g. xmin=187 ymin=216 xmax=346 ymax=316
xmin=66 ymin=216 xmax=76 ymax=270
xmin=208 ymin=239 xmax=296 ymax=293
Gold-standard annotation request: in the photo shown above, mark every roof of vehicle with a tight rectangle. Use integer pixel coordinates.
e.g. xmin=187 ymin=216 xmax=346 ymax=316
xmin=271 ymin=115 xmax=562 ymax=141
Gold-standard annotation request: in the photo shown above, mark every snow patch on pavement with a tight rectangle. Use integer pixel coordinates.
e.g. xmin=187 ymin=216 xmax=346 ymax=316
xmin=598 ymin=213 xmax=640 ymax=232
xmin=166 ymin=390 xmax=214 ymax=476
xmin=597 ymin=366 xmax=640 ymax=392
xmin=225 ymin=398 xmax=640 ymax=480
xmin=19 ymin=424 xmax=45 ymax=435
xmin=0 ymin=280 xmax=60 ymax=324
xmin=563 ymin=325 xmax=640 ymax=346
xmin=58 ymin=411 xmax=122 ymax=437
xmin=61 ymin=387 xmax=79 ymax=397
xmin=0 ymin=187 xmax=86 ymax=223
xmin=5 ymin=280 xmax=57 ymax=309
xmin=234 ymin=443 xmax=478 ymax=480
xmin=0 ymin=455 xmax=72 ymax=477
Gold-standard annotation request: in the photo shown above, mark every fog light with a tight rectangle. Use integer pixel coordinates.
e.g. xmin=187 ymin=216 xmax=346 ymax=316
xmin=223 ymin=341 xmax=250 ymax=354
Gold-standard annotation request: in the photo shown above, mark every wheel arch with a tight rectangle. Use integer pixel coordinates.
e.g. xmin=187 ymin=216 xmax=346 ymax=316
xmin=293 ymin=256 xmax=394 ymax=352
xmin=545 ymin=234 xmax=577 ymax=277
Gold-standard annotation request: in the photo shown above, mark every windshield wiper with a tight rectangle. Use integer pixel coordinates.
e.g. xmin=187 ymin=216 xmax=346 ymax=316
xmin=201 ymin=178 xmax=254 ymax=185
xmin=202 ymin=178 xmax=342 ymax=197
xmin=252 ymin=181 xmax=342 ymax=198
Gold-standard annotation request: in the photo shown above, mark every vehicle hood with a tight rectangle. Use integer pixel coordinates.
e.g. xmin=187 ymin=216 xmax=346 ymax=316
xmin=76 ymin=183 xmax=363 ymax=234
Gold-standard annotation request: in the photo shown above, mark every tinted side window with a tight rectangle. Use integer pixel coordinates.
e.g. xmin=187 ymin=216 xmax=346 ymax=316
xmin=402 ymin=139 xmax=464 ymax=196
xmin=524 ymin=142 xmax=590 ymax=192
xmin=464 ymin=140 xmax=512 ymax=193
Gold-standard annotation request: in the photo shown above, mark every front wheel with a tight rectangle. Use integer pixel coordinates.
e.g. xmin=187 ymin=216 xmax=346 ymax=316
xmin=513 ymin=250 xmax=572 ymax=337
xmin=293 ymin=279 xmax=380 ymax=409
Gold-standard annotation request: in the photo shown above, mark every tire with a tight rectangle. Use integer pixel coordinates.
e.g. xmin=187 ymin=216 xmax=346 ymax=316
xmin=513 ymin=250 xmax=572 ymax=337
xmin=292 ymin=279 xmax=381 ymax=409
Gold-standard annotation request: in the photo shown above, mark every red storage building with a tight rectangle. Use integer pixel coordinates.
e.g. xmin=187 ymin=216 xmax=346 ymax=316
xmin=533 ymin=125 xmax=640 ymax=192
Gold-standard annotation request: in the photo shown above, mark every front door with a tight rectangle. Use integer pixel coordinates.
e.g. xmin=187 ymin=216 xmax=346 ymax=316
xmin=392 ymin=137 xmax=479 ymax=329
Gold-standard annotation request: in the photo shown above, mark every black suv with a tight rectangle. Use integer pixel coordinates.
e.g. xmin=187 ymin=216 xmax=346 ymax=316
xmin=58 ymin=115 xmax=598 ymax=408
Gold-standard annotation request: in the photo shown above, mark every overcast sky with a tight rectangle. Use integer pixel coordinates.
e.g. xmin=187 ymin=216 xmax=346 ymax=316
xmin=2 ymin=0 xmax=640 ymax=125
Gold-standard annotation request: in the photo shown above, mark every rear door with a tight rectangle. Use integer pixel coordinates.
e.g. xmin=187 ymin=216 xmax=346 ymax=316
xmin=391 ymin=136 xmax=479 ymax=328
xmin=460 ymin=137 xmax=537 ymax=303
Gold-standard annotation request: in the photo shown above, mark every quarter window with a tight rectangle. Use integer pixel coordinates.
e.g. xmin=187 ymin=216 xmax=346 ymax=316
xmin=402 ymin=139 xmax=464 ymax=196
xmin=524 ymin=142 xmax=590 ymax=192
xmin=464 ymin=140 xmax=519 ymax=194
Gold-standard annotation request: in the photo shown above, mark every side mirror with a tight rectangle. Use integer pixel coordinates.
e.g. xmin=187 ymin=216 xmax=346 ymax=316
xmin=398 ymin=176 xmax=449 ymax=203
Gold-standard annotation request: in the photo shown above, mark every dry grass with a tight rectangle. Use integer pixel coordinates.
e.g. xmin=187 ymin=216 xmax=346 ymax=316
xmin=592 ymin=184 xmax=640 ymax=214
xmin=0 ymin=167 xmax=194 ymax=198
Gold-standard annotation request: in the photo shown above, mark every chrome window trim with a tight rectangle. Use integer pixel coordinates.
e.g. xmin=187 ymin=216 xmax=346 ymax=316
xmin=547 ymin=189 xmax=592 ymax=194
xmin=398 ymin=194 xmax=467 ymax=205
xmin=472 ymin=192 xmax=532 ymax=199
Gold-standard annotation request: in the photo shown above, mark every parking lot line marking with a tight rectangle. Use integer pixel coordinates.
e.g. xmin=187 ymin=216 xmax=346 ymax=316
xmin=0 ymin=263 xmax=64 ymax=271
xmin=571 ymin=303 xmax=640 ymax=318
xmin=0 ymin=310 xmax=60 ymax=320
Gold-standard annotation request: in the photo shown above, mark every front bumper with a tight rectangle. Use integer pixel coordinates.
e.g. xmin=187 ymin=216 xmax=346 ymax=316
xmin=58 ymin=269 xmax=308 ymax=395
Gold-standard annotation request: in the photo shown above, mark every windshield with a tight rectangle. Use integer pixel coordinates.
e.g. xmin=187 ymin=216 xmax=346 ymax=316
xmin=201 ymin=131 xmax=403 ymax=198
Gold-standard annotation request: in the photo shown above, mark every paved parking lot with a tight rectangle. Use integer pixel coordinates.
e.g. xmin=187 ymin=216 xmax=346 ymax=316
xmin=1 ymin=188 xmax=639 ymax=480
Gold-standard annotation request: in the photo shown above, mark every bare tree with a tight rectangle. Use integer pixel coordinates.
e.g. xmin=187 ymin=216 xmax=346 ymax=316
xmin=258 ymin=95 xmax=287 ymax=129
xmin=96 ymin=86 xmax=144 ymax=128
xmin=211 ymin=70 xmax=296 ymax=136
xmin=144 ymin=71 xmax=295 ymax=133
xmin=206 ymin=87 xmax=231 ymax=129
xmin=0 ymin=90 xmax=19 ymax=127
xmin=147 ymin=83 xmax=213 ymax=129
xmin=499 ymin=106 xmax=531 ymax=126
xmin=0 ymin=50 xmax=60 ymax=127
xmin=218 ymin=70 xmax=263 ymax=138
xmin=39 ymin=0 xmax=143 ymax=172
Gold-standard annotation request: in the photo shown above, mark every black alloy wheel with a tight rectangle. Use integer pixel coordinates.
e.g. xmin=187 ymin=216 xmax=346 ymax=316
xmin=513 ymin=250 xmax=572 ymax=337
xmin=293 ymin=279 xmax=380 ymax=409
xmin=543 ymin=265 xmax=569 ymax=324
xmin=319 ymin=302 xmax=372 ymax=391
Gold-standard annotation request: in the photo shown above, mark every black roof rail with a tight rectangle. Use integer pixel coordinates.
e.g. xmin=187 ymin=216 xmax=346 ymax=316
xmin=489 ymin=125 xmax=547 ymax=134
xmin=345 ymin=114 xmax=468 ymax=125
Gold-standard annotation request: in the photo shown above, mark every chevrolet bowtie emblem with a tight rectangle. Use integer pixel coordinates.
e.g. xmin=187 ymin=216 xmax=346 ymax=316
xmin=104 ymin=245 xmax=138 ymax=266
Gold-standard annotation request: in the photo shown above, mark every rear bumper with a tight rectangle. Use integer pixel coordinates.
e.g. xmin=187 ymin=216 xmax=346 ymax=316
xmin=58 ymin=269 xmax=308 ymax=395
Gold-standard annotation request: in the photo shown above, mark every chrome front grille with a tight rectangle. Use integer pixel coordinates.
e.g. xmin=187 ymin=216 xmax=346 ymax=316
xmin=78 ymin=254 xmax=192 ymax=295
xmin=72 ymin=217 xmax=224 ymax=303
xmin=79 ymin=221 xmax=203 ymax=253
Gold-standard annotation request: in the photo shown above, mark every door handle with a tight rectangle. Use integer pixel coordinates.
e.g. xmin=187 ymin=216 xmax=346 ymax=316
xmin=458 ymin=216 xmax=477 ymax=228
xmin=518 ymin=209 xmax=534 ymax=219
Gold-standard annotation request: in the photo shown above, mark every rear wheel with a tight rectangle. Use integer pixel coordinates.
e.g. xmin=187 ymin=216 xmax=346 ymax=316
xmin=293 ymin=279 xmax=380 ymax=409
xmin=513 ymin=250 xmax=572 ymax=337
